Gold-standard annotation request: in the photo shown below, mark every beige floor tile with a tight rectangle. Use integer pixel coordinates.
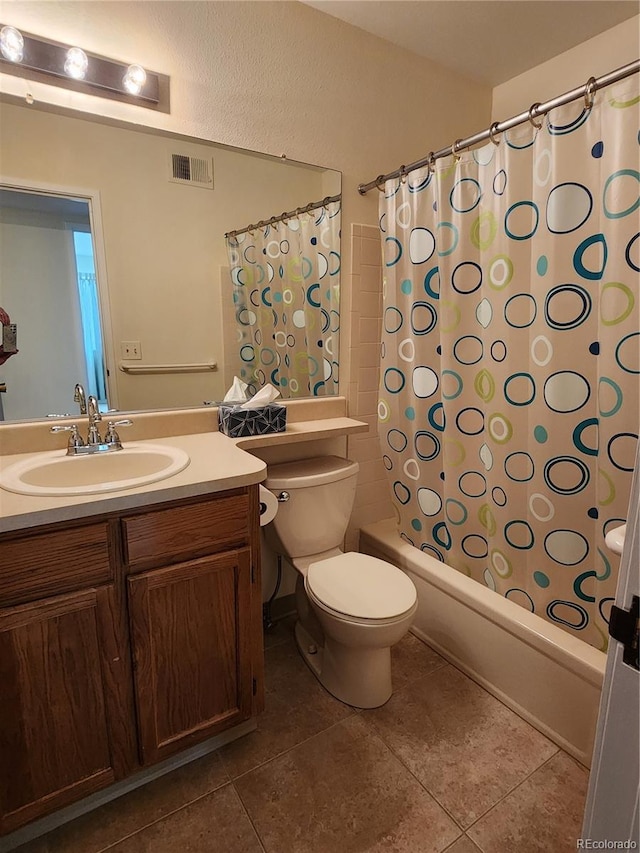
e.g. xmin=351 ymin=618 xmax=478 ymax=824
xmin=236 ymin=715 xmax=461 ymax=853
xmin=109 ymin=784 xmax=264 ymax=853
xmin=467 ymin=751 xmax=589 ymax=853
xmin=219 ymin=638 xmax=353 ymax=778
xmin=391 ymin=632 xmax=447 ymax=689
xmin=13 ymin=752 xmax=229 ymax=853
xmin=364 ymin=665 xmax=558 ymax=828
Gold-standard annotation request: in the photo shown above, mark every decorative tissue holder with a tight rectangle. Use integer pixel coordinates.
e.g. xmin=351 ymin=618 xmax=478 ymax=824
xmin=217 ymin=402 xmax=287 ymax=438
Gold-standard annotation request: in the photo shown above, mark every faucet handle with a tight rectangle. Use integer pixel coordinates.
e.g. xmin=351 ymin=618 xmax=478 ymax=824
xmin=105 ymin=419 xmax=133 ymax=447
xmin=51 ymin=424 xmax=85 ymax=453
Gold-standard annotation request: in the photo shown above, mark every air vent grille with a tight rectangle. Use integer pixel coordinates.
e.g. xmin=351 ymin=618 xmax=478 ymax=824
xmin=168 ymin=154 xmax=214 ymax=189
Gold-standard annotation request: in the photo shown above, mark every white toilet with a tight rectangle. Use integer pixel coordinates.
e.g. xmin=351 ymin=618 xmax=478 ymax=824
xmin=265 ymin=456 xmax=418 ymax=708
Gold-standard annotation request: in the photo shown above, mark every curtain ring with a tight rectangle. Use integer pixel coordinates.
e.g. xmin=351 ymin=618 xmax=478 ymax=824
xmin=375 ymin=175 xmax=386 ymax=193
xmin=426 ymin=151 xmax=436 ymax=175
xmin=399 ymin=165 xmax=407 ymax=185
xmin=584 ymin=76 xmax=597 ymax=110
xmin=452 ymin=139 xmax=463 ymax=162
xmin=528 ymin=103 xmax=543 ymax=129
xmin=488 ymin=122 xmax=501 ymax=146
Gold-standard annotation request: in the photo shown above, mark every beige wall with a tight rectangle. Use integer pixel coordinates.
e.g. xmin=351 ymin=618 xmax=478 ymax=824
xmin=1 ymin=102 xmax=329 ymax=410
xmin=492 ymin=16 xmax=640 ymax=119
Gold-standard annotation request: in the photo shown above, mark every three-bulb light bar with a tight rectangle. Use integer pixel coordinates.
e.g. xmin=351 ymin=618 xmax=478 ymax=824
xmin=0 ymin=25 xmax=168 ymax=111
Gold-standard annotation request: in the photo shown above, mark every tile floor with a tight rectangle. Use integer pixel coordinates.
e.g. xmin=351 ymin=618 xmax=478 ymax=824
xmin=15 ymin=620 xmax=589 ymax=853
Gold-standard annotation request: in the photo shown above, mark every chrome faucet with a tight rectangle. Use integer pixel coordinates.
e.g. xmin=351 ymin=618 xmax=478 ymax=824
xmin=86 ymin=395 xmax=102 ymax=445
xmin=73 ymin=383 xmax=87 ymax=415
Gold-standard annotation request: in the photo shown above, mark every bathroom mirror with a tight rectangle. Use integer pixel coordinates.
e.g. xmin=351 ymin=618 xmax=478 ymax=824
xmin=0 ymin=98 xmax=341 ymax=421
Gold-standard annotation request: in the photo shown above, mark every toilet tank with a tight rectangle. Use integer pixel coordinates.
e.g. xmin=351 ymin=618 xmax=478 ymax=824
xmin=265 ymin=456 xmax=359 ymax=559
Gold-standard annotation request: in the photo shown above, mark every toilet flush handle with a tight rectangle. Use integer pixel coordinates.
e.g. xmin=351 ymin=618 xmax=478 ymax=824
xmin=276 ymin=491 xmax=290 ymax=502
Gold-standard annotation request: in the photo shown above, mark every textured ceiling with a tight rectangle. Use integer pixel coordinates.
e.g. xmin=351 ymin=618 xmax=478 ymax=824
xmin=302 ymin=1 xmax=640 ymax=85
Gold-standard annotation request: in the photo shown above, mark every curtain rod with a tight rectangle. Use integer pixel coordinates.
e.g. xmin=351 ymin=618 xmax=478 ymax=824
xmin=225 ymin=193 xmax=341 ymax=239
xmin=357 ymin=59 xmax=640 ymax=195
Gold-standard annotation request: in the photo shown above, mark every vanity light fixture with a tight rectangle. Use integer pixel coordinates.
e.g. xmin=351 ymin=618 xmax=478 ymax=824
xmin=0 ymin=24 xmax=169 ymax=112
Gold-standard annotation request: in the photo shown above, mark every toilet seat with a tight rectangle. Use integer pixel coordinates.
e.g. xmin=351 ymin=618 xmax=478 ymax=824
xmin=305 ymin=552 xmax=417 ymax=622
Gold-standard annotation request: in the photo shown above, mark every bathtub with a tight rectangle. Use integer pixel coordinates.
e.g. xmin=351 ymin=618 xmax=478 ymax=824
xmin=360 ymin=518 xmax=606 ymax=767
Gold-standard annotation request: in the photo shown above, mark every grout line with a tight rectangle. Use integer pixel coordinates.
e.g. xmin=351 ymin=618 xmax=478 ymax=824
xmin=231 ymin=784 xmax=268 ymax=853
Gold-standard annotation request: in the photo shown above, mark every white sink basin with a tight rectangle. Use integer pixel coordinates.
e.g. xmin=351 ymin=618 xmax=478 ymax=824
xmin=0 ymin=443 xmax=190 ymax=497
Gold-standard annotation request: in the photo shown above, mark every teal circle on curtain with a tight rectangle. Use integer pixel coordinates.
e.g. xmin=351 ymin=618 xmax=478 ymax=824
xmin=384 ymin=367 xmax=406 ymax=394
xmin=544 ymin=456 xmax=590 ymax=494
xmin=537 ymin=255 xmax=548 ymax=275
xmin=433 ymin=522 xmax=452 ymax=550
xmin=424 ymin=267 xmax=440 ymax=299
xmin=411 ymin=302 xmax=437 ymax=335
xmin=598 ymin=377 xmax=623 ymax=417
xmin=504 ymin=294 xmax=537 ymax=328
xmin=445 ymin=498 xmax=468 ymax=525
xmin=534 ymin=425 xmax=548 ymax=443
xmin=546 ymin=601 xmax=588 ymax=629
xmin=450 ymin=178 xmax=482 ymax=213
xmin=415 ymin=431 xmax=441 ymax=461
xmin=626 ymin=233 xmax=640 ymax=272
xmin=240 ymin=345 xmax=255 ymax=362
xmin=436 ymin=222 xmax=459 ymax=256
xmin=603 ymin=169 xmax=640 ymax=219
xmin=306 ymin=283 xmax=320 ymax=307
xmin=544 ymin=284 xmax=592 ymax=329
xmin=615 ymin=332 xmax=640 ymax=373
xmin=428 ymin=402 xmax=446 ymax=431
xmin=573 ymin=571 xmax=597 ymax=603
xmin=493 ymin=170 xmax=507 ymax=195
xmin=533 ymin=571 xmax=550 ymax=588
xmin=405 ymin=406 xmax=415 ymax=420
xmin=401 ymin=279 xmax=412 ymax=295
xmin=504 ymin=520 xmax=535 ymax=549
xmin=504 ymin=201 xmax=539 ymax=240
xmin=504 ymin=373 xmax=536 ymax=406
xmin=573 ymin=418 xmax=599 ymax=455
xmin=573 ymin=233 xmax=608 ymax=280
xmin=384 ymin=236 xmax=403 ymax=266
xmin=442 ymin=370 xmax=463 ymax=400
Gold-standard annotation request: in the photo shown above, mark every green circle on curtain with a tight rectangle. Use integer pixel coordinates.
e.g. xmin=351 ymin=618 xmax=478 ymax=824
xmin=474 ymin=369 xmax=495 ymax=402
xmin=488 ymin=413 xmax=513 ymax=444
xmin=598 ymin=377 xmax=624 ymax=417
xmin=504 ymin=201 xmax=539 ymax=241
xmin=440 ymin=300 xmax=461 ymax=332
xmin=488 ymin=255 xmax=514 ymax=289
xmin=600 ymin=282 xmax=635 ymax=325
xmin=445 ymin=498 xmax=468 ymax=525
xmin=599 ymin=468 xmax=616 ymax=506
xmin=490 ymin=548 xmax=513 ymax=578
xmin=471 ymin=211 xmax=497 ymax=250
xmin=436 ymin=222 xmax=459 ymax=256
xmin=610 ymin=93 xmax=640 ymax=108
xmin=478 ymin=504 xmax=497 ymax=535
xmin=603 ymin=169 xmax=640 ymax=219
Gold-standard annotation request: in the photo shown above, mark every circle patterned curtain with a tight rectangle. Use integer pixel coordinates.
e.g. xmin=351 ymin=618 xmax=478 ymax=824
xmin=226 ymin=200 xmax=341 ymax=398
xmin=379 ymin=81 xmax=639 ymax=650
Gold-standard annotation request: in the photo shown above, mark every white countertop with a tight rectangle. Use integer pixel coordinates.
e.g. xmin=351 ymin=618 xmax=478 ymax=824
xmin=0 ymin=432 xmax=267 ymax=533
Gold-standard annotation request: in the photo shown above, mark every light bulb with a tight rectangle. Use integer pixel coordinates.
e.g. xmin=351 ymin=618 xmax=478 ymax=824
xmin=64 ymin=47 xmax=88 ymax=80
xmin=0 ymin=26 xmax=24 ymax=63
xmin=122 ymin=63 xmax=146 ymax=95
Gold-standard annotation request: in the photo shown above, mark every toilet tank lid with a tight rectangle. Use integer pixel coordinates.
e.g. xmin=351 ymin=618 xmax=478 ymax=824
xmin=265 ymin=456 xmax=359 ymax=490
xmin=307 ymin=553 xmax=417 ymax=619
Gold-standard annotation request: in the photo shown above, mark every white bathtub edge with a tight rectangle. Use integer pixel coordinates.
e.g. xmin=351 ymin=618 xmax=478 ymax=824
xmin=360 ymin=518 xmax=607 ymax=768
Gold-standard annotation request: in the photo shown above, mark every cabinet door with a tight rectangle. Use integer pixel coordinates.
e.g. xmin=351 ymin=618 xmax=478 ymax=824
xmin=128 ymin=548 xmax=253 ymax=765
xmin=0 ymin=587 xmax=118 ymax=834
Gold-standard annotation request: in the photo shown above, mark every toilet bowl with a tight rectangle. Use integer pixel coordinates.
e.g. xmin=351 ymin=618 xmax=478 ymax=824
xmin=265 ymin=456 xmax=418 ymax=708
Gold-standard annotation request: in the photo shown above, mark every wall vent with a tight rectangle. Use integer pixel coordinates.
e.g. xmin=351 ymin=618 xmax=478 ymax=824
xmin=168 ymin=154 xmax=213 ymax=189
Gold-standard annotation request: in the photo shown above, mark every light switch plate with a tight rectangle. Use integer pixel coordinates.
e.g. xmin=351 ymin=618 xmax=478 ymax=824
xmin=121 ymin=341 xmax=142 ymax=359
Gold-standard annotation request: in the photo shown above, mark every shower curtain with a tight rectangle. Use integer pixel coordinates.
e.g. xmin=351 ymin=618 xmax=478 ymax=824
xmin=379 ymin=81 xmax=639 ymax=650
xmin=225 ymin=199 xmax=341 ymax=397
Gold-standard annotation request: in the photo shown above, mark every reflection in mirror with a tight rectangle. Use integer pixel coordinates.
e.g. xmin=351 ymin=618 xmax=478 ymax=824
xmin=0 ymin=100 xmax=341 ymax=422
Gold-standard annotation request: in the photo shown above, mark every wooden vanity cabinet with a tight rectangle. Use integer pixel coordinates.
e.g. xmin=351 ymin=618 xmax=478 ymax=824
xmin=0 ymin=485 xmax=264 ymax=836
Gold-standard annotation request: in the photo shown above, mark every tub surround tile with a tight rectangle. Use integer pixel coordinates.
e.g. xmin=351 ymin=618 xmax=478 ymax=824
xmin=467 ymin=751 xmax=589 ymax=853
xmin=109 ymin=785 xmax=264 ymax=853
xmin=361 ymin=237 xmax=382 ymax=266
xmin=12 ymin=752 xmax=229 ymax=853
xmin=219 ymin=638 xmax=353 ymax=779
xmin=235 ymin=715 xmax=461 ymax=853
xmin=363 ymin=665 xmax=558 ymax=828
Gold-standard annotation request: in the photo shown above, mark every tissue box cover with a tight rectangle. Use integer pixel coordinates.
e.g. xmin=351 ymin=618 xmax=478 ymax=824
xmin=218 ymin=403 xmax=287 ymax=437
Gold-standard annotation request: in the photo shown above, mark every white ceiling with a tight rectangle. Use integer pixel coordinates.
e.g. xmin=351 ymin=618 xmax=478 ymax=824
xmin=302 ymin=1 xmax=640 ymax=86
